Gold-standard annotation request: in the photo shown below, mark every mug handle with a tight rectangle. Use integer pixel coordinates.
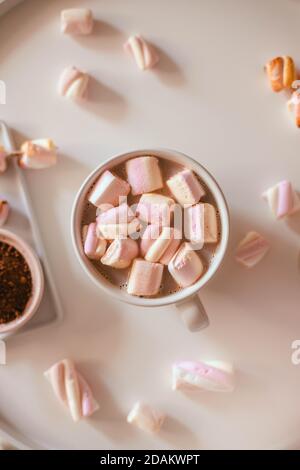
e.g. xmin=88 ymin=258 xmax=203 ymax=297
xmin=176 ymin=294 xmax=209 ymax=332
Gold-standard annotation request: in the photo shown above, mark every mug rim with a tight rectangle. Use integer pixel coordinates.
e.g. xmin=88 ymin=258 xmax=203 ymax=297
xmin=0 ymin=228 xmax=44 ymax=335
xmin=71 ymin=148 xmax=230 ymax=307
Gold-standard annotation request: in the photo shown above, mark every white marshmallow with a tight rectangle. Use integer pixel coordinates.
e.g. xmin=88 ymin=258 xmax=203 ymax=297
xmin=97 ymin=217 xmax=141 ymax=240
xmin=19 ymin=139 xmax=57 ymax=169
xmin=127 ymin=402 xmax=165 ymax=433
xmin=127 ymin=259 xmax=163 ymax=296
xmin=83 ymin=222 xmax=107 ymax=260
xmin=168 ymin=243 xmax=204 ymax=288
xmin=101 ymin=238 xmax=139 ymax=268
xmin=136 ymin=193 xmax=175 ymax=227
xmin=167 ymin=169 xmax=205 ymax=206
xmin=145 ymin=226 xmax=173 ymax=262
xmin=58 ymin=66 xmax=89 ymax=100
xmin=124 ymin=36 xmax=159 ymax=71
xmin=61 ymin=9 xmax=94 ymax=35
xmin=172 ymin=360 xmax=235 ymax=392
xmin=89 ymin=170 xmax=130 ymax=208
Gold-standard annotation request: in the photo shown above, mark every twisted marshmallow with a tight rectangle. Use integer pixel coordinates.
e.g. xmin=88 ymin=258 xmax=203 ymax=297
xmin=127 ymin=402 xmax=165 ymax=433
xmin=44 ymin=359 xmax=99 ymax=422
xmin=263 ymin=180 xmax=300 ymax=219
xmin=235 ymin=231 xmax=270 ymax=268
xmin=58 ymin=66 xmax=89 ymax=100
xmin=124 ymin=35 xmax=159 ymax=70
xmin=172 ymin=360 xmax=235 ymax=392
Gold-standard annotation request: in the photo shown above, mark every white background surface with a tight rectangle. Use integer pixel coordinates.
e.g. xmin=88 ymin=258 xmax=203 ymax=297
xmin=0 ymin=0 xmax=300 ymax=450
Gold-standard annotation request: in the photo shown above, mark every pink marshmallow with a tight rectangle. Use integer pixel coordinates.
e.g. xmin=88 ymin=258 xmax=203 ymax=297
xmin=136 ymin=193 xmax=175 ymax=227
xmin=97 ymin=203 xmax=135 ymax=225
xmin=0 ymin=200 xmax=9 ymax=227
xmin=58 ymin=66 xmax=89 ymax=100
xmin=168 ymin=242 xmax=204 ymax=287
xmin=185 ymin=204 xmax=204 ymax=248
xmin=101 ymin=238 xmax=139 ymax=268
xmin=144 ymin=227 xmax=173 ymax=262
xmin=159 ymin=229 xmax=181 ymax=265
xmin=126 ymin=156 xmax=163 ymax=195
xmin=172 ymin=360 xmax=235 ymax=392
xmin=140 ymin=224 xmax=161 ymax=257
xmin=167 ymin=169 xmax=205 ymax=206
xmin=124 ymin=35 xmax=159 ymax=71
xmin=19 ymin=139 xmax=57 ymax=169
xmin=89 ymin=170 xmax=130 ymax=208
xmin=235 ymin=231 xmax=270 ymax=268
xmin=83 ymin=222 xmax=107 ymax=260
xmin=127 ymin=259 xmax=163 ymax=296
xmin=61 ymin=8 xmax=94 ymax=35
xmin=263 ymin=180 xmax=300 ymax=219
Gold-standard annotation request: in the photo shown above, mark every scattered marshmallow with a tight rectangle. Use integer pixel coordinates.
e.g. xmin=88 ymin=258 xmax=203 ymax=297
xmin=172 ymin=360 xmax=235 ymax=392
xmin=168 ymin=242 xmax=204 ymax=288
xmin=136 ymin=193 xmax=174 ymax=227
xmin=127 ymin=402 xmax=165 ymax=433
xmin=89 ymin=170 xmax=130 ymax=208
xmin=19 ymin=139 xmax=57 ymax=169
xmin=126 ymin=156 xmax=163 ymax=195
xmin=127 ymin=259 xmax=163 ymax=296
xmin=263 ymin=180 xmax=300 ymax=219
xmin=124 ymin=35 xmax=159 ymax=71
xmin=167 ymin=169 xmax=205 ymax=206
xmin=97 ymin=203 xmax=135 ymax=225
xmin=101 ymin=238 xmax=138 ymax=268
xmin=83 ymin=222 xmax=107 ymax=260
xmin=97 ymin=217 xmax=141 ymax=240
xmin=44 ymin=359 xmax=99 ymax=422
xmin=235 ymin=231 xmax=270 ymax=268
xmin=0 ymin=200 xmax=9 ymax=227
xmin=61 ymin=8 xmax=94 ymax=35
xmin=58 ymin=66 xmax=89 ymax=100
xmin=0 ymin=146 xmax=8 ymax=173
xmin=265 ymin=56 xmax=296 ymax=92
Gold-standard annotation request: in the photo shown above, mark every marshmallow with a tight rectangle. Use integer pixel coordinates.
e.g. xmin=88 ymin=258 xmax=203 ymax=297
xmin=168 ymin=242 xmax=204 ymax=288
xmin=127 ymin=259 xmax=163 ymax=296
xmin=185 ymin=203 xmax=218 ymax=245
xmin=83 ymin=222 xmax=107 ymax=260
xmin=97 ymin=217 xmax=141 ymax=240
xmin=136 ymin=193 xmax=174 ymax=227
xmin=145 ymin=227 xmax=173 ymax=262
xmin=265 ymin=56 xmax=296 ymax=92
xmin=0 ymin=200 xmax=9 ymax=227
xmin=101 ymin=238 xmax=138 ymax=268
xmin=44 ymin=359 xmax=99 ymax=422
xmin=89 ymin=170 xmax=130 ymax=208
xmin=124 ymin=35 xmax=159 ymax=71
xmin=140 ymin=225 xmax=181 ymax=264
xmin=126 ymin=156 xmax=163 ymax=195
xmin=127 ymin=402 xmax=165 ymax=433
xmin=159 ymin=229 xmax=181 ymax=265
xmin=61 ymin=8 xmax=94 ymax=35
xmin=140 ymin=224 xmax=161 ymax=257
xmin=263 ymin=180 xmax=300 ymax=219
xmin=19 ymin=139 xmax=57 ymax=169
xmin=172 ymin=360 xmax=235 ymax=392
xmin=235 ymin=231 xmax=270 ymax=268
xmin=0 ymin=146 xmax=8 ymax=173
xmin=58 ymin=66 xmax=89 ymax=100
xmin=97 ymin=203 xmax=135 ymax=225
xmin=167 ymin=169 xmax=205 ymax=207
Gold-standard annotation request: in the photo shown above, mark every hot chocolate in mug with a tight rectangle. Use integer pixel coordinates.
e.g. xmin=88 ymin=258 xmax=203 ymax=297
xmin=71 ymin=148 xmax=229 ymax=332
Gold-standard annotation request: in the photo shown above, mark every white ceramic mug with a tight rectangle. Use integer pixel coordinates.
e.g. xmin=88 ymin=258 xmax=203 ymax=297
xmin=71 ymin=148 xmax=229 ymax=332
xmin=0 ymin=229 xmax=44 ymax=337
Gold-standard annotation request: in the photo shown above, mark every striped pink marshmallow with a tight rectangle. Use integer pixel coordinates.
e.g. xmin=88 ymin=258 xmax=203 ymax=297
xmin=172 ymin=360 xmax=235 ymax=392
xmin=235 ymin=231 xmax=270 ymax=268
xmin=124 ymin=35 xmax=159 ymax=71
xmin=126 ymin=156 xmax=163 ymax=195
xmin=83 ymin=222 xmax=107 ymax=260
xmin=44 ymin=359 xmax=99 ymax=422
xmin=263 ymin=180 xmax=300 ymax=219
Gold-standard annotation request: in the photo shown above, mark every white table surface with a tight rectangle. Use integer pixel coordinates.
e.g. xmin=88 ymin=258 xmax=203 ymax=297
xmin=0 ymin=0 xmax=300 ymax=450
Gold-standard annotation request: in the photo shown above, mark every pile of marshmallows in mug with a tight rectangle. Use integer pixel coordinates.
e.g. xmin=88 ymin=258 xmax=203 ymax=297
xmin=83 ymin=155 xmax=218 ymax=297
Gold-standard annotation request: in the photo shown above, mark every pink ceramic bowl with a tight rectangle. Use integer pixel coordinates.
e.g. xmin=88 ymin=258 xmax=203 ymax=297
xmin=0 ymin=229 xmax=44 ymax=336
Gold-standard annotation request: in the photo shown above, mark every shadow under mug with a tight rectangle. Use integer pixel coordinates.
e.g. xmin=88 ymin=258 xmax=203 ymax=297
xmin=71 ymin=148 xmax=230 ymax=332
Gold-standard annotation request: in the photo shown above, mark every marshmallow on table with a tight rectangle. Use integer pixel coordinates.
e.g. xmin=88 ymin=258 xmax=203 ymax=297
xmin=263 ymin=180 xmax=300 ymax=219
xmin=126 ymin=156 xmax=163 ymax=195
xmin=89 ymin=170 xmax=130 ymax=208
xmin=172 ymin=360 xmax=235 ymax=392
xmin=127 ymin=402 xmax=165 ymax=433
xmin=136 ymin=193 xmax=175 ymax=227
xmin=0 ymin=146 xmax=8 ymax=173
xmin=101 ymin=238 xmax=138 ymax=268
xmin=44 ymin=359 xmax=99 ymax=422
xmin=0 ymin=200 xmax=9 ymax=227
xmin=265 ymin=56 xmax=296 ymax=92
xmin=97 ymin=203 xmax=135 ymax=225
xmin=83 ymin=222 xmax=107 ymax=260
xmin=235 ymin=231 xmax=270 ymax=268
xmin=19 ymin=139 xmax=57 ymax=170
xmin=168 ymin=242 xmax=204 ymax=288
xmin=185 ymin=203 xmax=218 ymax=246
xmin=124 ymin=35 xmax=159 ymax=71
xmin=58 ymin=66 xmax=89 ymax=100
xmin=167 ymin=169 xmax=205 ymax=207
xmin=127 ymin=259 xmax=163 ymax=296
xmin=97 ymin=217 xmax=141 ymax=240
xmin=61 ymin=8 xmax=94 ymax=35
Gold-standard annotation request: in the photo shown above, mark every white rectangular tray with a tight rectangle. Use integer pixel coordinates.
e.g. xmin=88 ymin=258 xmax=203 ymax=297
xmin=0 ymin=122 xmax=63 ymax=339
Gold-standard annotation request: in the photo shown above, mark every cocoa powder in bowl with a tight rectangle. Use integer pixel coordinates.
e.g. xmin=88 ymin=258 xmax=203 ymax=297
xmin=0 ymin=241 xmax=32 ymax=324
